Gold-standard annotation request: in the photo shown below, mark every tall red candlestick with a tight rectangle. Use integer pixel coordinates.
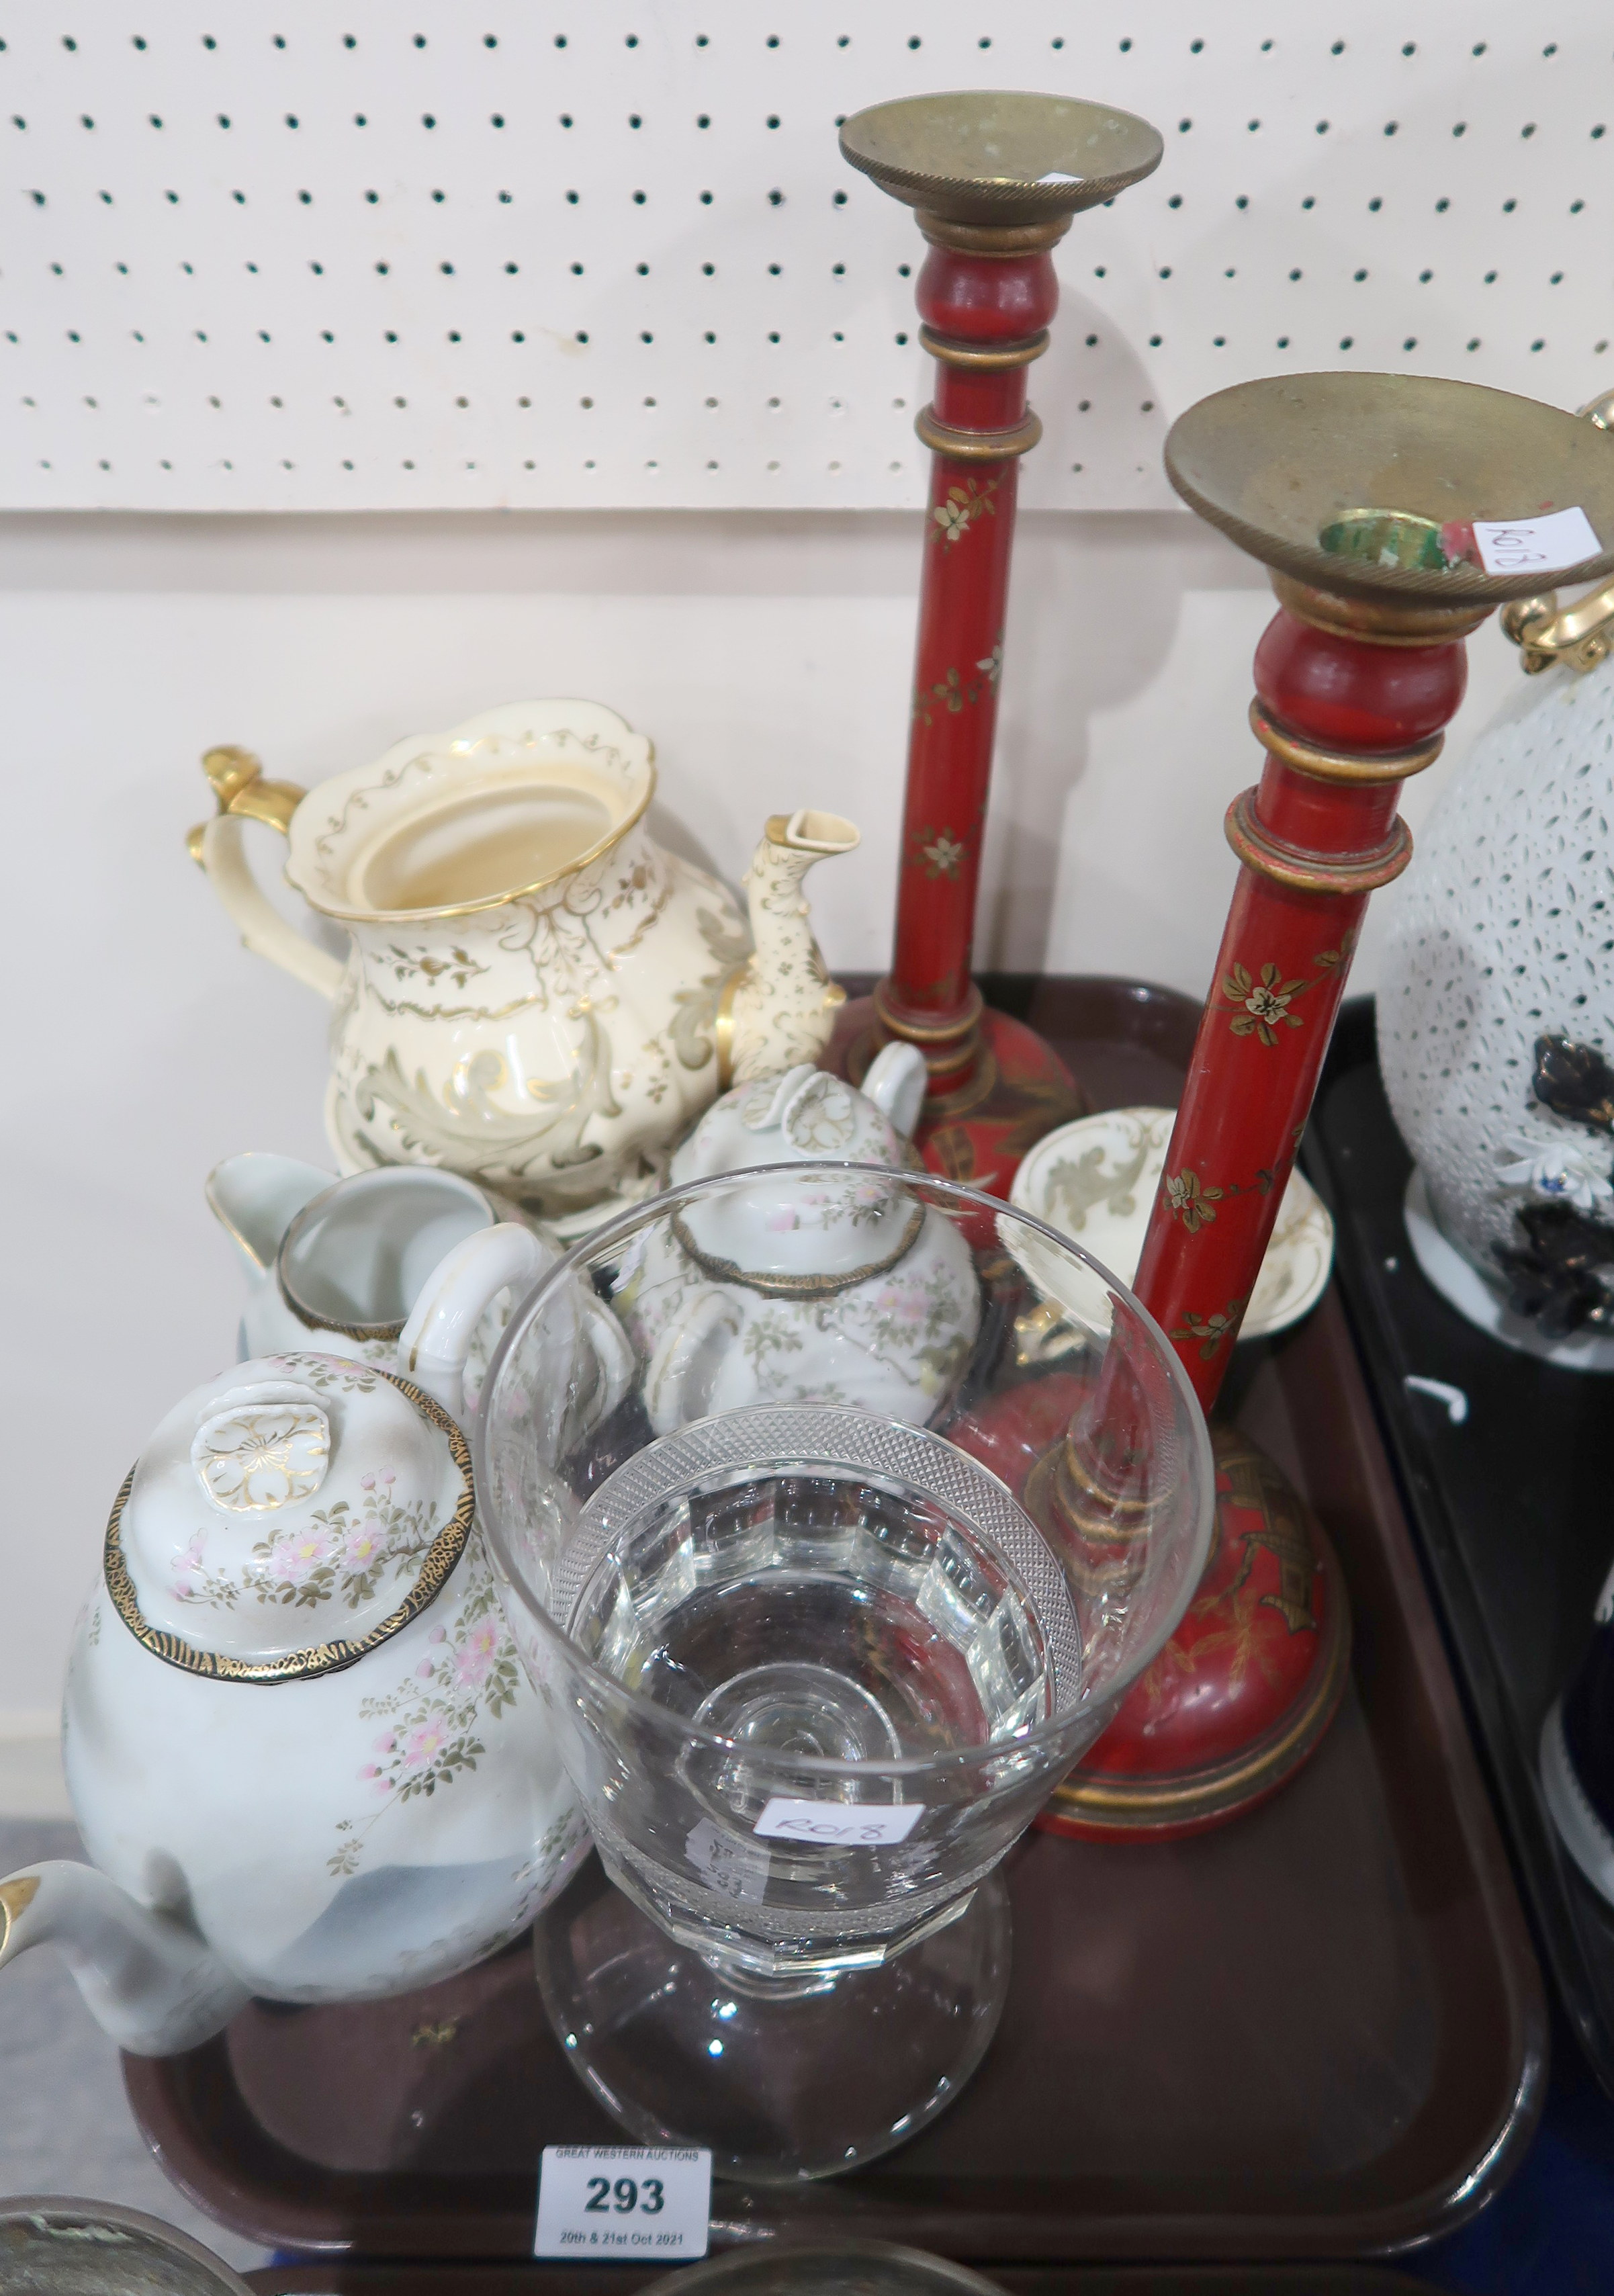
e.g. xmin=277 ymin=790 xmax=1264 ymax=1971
xmin=1038 ymin=369 xmax=1614 ymax=1839
xmin=877 ymin=225 xmax=1055 ymax=1094
xmin=837 ymin=93 xmax=1163 ymax=1196
xmin=1132 ymin=575 xmax=1480 ymax=1408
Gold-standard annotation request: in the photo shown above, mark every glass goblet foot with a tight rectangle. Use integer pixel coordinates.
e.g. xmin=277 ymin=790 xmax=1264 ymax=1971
xmin=534 ymin=1853 xmax=1011 ymax=2184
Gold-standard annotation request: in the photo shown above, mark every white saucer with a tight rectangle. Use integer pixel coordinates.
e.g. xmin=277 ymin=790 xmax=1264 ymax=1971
xmin=1006 ymin=1106 xmax=1334 ymax=1343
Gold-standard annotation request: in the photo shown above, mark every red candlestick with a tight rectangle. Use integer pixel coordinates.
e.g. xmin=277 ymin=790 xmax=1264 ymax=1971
xmin=1038 ymin=369 xmax=1614 ymax=1839
xmin=837 ymin=93 xmax=1163 ymax=1195
xmin=878 ymin=229 xmax=1054 ymax=1090
xmin=1132 ymin=576 xmax=1477 ymax=1408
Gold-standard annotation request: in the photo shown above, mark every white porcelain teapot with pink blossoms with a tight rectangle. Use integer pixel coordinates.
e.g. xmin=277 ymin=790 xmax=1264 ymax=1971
xmin=0 ymin=1225 xmax=602 ymax=2054
xmin=613 ymin=1047 xmax=981 ymax=1434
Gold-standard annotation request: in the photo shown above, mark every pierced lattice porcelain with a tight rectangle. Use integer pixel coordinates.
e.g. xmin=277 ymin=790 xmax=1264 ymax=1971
xmin=1378 ymin=652 xmax=1614 ymax=1367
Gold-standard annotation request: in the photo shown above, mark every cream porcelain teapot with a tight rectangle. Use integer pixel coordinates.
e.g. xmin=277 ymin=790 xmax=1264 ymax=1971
xmin=0 ymin=1224 xmax=609 ymax=2054
xmin=614 ymin=1047 xmax=982 ymax=1433
xmin=189 ymin=700 xmax=858 ymax=1231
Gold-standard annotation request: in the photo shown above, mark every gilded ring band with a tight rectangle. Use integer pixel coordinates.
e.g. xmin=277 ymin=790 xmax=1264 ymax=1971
xmin=1249 ymin=699 xmax=1443 ymax=787
xmin=915 ymin=407 xmax=1043 ymax=461
xmin=1224 ymin=789 xmax=1413 ymax=895
xmin=919 ymin=325 xmax=1050 ymax=372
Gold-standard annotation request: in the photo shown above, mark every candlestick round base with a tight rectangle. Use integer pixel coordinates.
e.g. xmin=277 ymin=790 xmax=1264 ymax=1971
xmin=1037 ymin=1421 xmax=1351 ymax=1841
xmin=947 ymin=1393 xmax=1349 ymax=1841
xmin=830 ymin=997 xmax=1086 ymax=1200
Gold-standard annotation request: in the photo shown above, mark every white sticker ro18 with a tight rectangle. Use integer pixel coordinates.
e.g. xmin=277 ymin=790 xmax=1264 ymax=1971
xmin=535 ymin=2146 xmax=711 ymax=2260
xmin=755 ymin=1797 xmax=924 ymax=1845
xmin=1472 ymin=505 xmax=1601 ymax=576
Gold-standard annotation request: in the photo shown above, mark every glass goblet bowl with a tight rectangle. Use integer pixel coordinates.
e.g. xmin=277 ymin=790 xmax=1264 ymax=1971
xmin=476 ymin=1164 xmax=1212 ymax=2182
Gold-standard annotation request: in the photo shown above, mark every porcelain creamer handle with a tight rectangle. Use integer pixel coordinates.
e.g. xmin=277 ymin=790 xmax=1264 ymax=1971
xmin=400 ymin=1224 xmax=552 ymax=1425
xmin=400 ymin=1223 xmax=636 ymax=1430
xmin=187 ymin=748 xmax=346 ymax=1002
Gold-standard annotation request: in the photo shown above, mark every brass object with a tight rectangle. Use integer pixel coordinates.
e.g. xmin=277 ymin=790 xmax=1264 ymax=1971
xmin=918 ymin=324 xmax=1050 ymax=371
xmin=1165 ymin=373 xmax=1614 ymax=605
xmin=915 ymin=408 xmax=1043 ymax=461
xmin=839 ymin=91 xmax=1163 ymax=228
xmin=1224 ymin=788 xmax=1413 ymax=895
xmin=101 ymin=1370 xmax=475 ymax=1685
xmin=1270 ymin=572 xmax=1492 ymax=648
xmin=1502 ymin=386 xmax=1614 ymax=672
xmin=1248 ymin=699 xmax=1444 ymax=787
xmin=1504 ymin=585 xmax=1614 ymax=674
xmin=916 ymin=213 xmax=1073 ymax=257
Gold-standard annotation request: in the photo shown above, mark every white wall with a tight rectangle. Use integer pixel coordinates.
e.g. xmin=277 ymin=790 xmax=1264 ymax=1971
xmin=0 ymin=503 xmax=1523 ymax=1788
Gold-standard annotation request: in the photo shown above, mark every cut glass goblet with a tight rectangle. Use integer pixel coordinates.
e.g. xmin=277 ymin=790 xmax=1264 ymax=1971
xmin=477 ymin=1165 xmax=1212 ymax=2182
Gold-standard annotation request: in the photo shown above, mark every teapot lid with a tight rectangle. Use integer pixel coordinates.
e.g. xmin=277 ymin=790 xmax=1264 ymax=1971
xmin=103 ymin=1352 xmax=473 ymax=1684
xmin=668 ymin=1067 xmax=922 ymax=1295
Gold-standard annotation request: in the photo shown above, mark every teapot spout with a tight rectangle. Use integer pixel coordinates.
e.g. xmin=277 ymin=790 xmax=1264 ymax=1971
xmin=0 ymin=1863 xmax=249 ymax=2056
xmin=725 ymin=809 xmax=860 ymax=1087
xmin=206 ymin=1151 xmax=334 ymax=1274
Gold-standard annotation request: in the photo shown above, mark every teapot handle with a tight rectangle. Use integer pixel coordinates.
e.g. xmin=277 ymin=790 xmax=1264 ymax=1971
xmin=186 ymin=747 xmax=345 ymax=1002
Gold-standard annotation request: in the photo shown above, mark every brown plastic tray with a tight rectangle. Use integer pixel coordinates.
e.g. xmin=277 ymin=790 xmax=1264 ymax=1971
xmin=129 ymin=979 xmax=1545 ymax=2264
xmin=251 ymin=2266 xmax=1431 ymax=2294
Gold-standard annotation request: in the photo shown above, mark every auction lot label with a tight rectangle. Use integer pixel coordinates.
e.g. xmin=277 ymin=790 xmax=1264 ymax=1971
xmin=535 ymin=2145 xmax=712 ymax=2260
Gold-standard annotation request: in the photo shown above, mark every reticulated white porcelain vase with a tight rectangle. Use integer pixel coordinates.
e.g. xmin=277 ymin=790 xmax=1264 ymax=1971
xmin=1378 ymin=650 xmax=1614 ymax=1367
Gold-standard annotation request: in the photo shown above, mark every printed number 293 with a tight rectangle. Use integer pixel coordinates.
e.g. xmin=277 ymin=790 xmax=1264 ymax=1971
xmin=584 ymin=2176 xmax=664 ymax=2216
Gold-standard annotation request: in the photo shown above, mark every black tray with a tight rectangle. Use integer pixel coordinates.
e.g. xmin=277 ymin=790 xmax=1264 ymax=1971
xmin=1306 ymin=996 xmax=1614 ymax=2099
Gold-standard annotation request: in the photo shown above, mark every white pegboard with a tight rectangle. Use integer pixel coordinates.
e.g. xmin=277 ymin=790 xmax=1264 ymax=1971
xmin=1 ymin=0 xmax=1611 ymax=512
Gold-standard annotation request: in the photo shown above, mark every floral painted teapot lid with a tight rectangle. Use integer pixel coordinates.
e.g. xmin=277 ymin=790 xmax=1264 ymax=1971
xmin=106 ymin=1351 xmax=473 ymax=1683
xmin=666 ymin=1057 xmax=924 ymax=1293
